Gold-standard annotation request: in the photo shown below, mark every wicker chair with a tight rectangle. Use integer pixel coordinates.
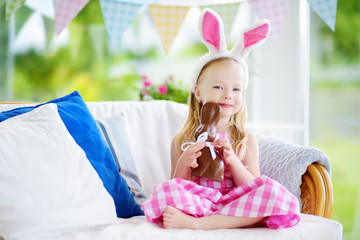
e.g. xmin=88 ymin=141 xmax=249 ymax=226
xmin=300 ymin=163 xmax=333 ymax=219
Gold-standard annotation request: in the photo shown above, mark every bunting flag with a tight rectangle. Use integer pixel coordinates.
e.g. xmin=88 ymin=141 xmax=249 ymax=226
xmin=6 ymin=0 xmax=26 ymax=20
xmin=200 ymin=3 xmax=240 ymax=43
xmin=3 ymin=0 xmax=340 ymax=53
xmin=43 ymin=15 xmax=56 ymax=50
xmin=69 ymin=23 xmax=85 ymax=59
xmin=307 ymin=0 xmax=337 ymax=31
xmin=14 ymin=4 xmax=33 ymax=35
xmin=149 ymin=5 xmax=189 ymax=54
xmin=53 ymin=0 xmax=89 ymax=35
xmin=99 ymin=0 xmax=142 ymax=50
xmin=251 ymin=0 xmax=288 ymax=42
xmin=88 ymin=24 xmax=106 ymax=60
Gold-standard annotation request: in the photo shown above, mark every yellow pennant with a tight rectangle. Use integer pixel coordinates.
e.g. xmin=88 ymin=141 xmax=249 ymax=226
xmin=149 ymin=5 xmax=189 ymax=54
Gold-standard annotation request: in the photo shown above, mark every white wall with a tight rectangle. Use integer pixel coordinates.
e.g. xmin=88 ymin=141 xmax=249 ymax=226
xmin=247 ymin=0 xmax=310 ymax=145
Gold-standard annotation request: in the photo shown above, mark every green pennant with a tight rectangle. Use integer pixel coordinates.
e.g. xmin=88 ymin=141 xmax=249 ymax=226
xmin=88 ymin=24 xmax=106 ymax=60
xmin=6 ymin=0 xmax=26 ymax=20
xmin=68 ymin=23 xmax=85 ymax=59
xmin=42 ymin=15 xmax=55 ymax=50
xmin=14 ymin=4 xmax=33 ymax=35
xmin=200 ymin=3 xmax=240 ymax=44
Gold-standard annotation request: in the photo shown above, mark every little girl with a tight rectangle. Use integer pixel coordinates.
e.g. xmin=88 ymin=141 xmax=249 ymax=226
xmin=142 ymin=8 xmax=300 ymax=230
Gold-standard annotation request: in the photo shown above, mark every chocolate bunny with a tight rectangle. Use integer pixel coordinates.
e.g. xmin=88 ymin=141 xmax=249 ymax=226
xmin=192 ymin=102 xmax=224 ymax=182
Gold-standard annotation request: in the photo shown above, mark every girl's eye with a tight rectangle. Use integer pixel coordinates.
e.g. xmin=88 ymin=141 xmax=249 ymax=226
xmin=233 ymin=88 xmax=241 ymax=92
xmin=214 ymin=86 xmax=222 ymax=89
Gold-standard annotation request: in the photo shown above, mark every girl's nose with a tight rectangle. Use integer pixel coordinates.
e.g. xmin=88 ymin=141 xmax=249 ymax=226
xmin=223 ymin=91 xmax=232 ymax=99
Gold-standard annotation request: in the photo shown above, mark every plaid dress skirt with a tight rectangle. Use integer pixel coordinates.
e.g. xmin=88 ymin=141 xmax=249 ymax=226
xmin=141 ymin=170 xmax=300 ymax=229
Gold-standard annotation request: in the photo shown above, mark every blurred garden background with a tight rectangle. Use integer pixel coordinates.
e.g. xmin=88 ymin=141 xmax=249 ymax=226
xmin=309 ymin=1 xmax=360 ymax=239
xmin=0 ymin=1 xmax=359 ymax=239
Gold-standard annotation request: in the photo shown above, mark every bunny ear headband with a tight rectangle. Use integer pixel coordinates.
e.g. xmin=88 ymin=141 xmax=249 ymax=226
xmin=190 ymin=8 xmax=271 ymax=93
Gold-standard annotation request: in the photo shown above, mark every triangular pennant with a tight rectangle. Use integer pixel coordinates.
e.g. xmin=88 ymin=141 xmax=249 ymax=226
xmin=307 ymin=0 xmax=337 ymax=31
xmin=251 ymin=0 xmax=288 ymax=42
xmin=14 ymin=4 xmax=33 ymax=36
xmin=53 ymin=0 xmax=89 ymax=35
xmin=68 ymin=23 xmax=85 ymax=59
xmin=149 ymin=5 xmax=189 ymax=54
xmin=43 ymin=15 xmax=55 ymax=50
xmin=88 ymin=24 xmax=106 ymax=60
xmin=99 ymin=0 xmax=142 ymax=50
xmin=200 ymin=3 xmax=240 ymax=43
xmin=6 ymin=0 xmax=26 ymax=20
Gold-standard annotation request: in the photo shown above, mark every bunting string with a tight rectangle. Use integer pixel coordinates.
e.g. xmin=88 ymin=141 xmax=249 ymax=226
xmin=4 ymin=0 xmax=338 ymax=54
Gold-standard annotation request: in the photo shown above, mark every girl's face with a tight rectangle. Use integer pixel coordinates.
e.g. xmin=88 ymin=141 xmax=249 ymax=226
xmin=194 ymin=59 xmax=245 ymax=123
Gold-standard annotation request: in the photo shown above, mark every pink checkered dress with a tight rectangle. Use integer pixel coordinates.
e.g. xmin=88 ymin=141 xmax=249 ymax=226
xmin=142 ymin=169 xmax=300 ymax=229
xmin=142 ymin=133 xmax=300 ymax=229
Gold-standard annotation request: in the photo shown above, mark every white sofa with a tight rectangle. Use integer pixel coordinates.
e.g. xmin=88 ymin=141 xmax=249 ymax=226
xmin=0 ymin=99 xmax=342 ymax=240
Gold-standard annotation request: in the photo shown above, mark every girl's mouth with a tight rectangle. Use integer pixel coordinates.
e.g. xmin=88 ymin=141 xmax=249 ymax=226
xmin=219 ymin=103 xmax=232 ymax=108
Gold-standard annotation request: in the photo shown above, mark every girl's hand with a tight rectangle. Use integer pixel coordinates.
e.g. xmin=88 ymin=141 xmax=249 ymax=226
xmin=212 ymin=131 xmax=260 ymax=186
xmin=212 ymin=138 xmax=239 ymax=169
xmin=173 ymin=142 xmax=205 ymax=179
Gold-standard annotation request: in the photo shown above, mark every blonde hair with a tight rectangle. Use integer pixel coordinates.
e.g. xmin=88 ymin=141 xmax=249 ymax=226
xmin=175 ymin=57 xmax=248 ymax=159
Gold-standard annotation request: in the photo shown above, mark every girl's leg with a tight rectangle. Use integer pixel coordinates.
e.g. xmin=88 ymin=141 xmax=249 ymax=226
xmin=162 ymin=206 xmax=264 ymax=230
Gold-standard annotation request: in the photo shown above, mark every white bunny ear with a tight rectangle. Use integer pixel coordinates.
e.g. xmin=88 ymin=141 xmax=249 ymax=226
xmin=198 ymin=8 xmax=227 ymax=54
xmin=231 ymin=20 xmax=271 ymax=58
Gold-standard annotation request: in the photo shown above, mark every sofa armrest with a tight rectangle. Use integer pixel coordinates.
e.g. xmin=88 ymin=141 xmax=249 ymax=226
xmin=301 ymin=163 xmax=333 ymax=218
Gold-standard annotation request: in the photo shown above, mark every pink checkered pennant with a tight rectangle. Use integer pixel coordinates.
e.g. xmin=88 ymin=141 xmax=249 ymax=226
xmin=53 ymin=0 xmax=90 ymax=35
xmin=251 ymin=0 xmax=289 ymax=42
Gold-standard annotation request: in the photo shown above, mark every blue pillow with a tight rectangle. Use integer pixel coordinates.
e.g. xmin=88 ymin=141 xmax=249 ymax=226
xmin=0 ymin=91 xmax=143 ymax=218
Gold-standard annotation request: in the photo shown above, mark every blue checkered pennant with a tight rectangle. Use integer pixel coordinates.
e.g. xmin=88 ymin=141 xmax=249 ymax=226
xmin=99 ymin=0 xmax=142 ymax=49
xmin=307 ymin=0 xmax=337 ymax=31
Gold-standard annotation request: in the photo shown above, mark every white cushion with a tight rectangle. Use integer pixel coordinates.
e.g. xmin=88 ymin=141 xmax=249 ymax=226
xmin=38 ymin=214 xmax=343 ymax=240
xmin=87 ymin=101 xmax=188 ymax=198
xmin=0 ymin=104 xmax=117 ymax=239
xmin=96 ymin=114 xmax=147 ymax=204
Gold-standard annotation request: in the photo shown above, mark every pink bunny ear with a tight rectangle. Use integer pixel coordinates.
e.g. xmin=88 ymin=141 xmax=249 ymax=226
xmin=244 ymin=23 xmax=270 ymax=48
xmin=202 ymin=11 xmax=220 ymax=50
xmin=199 ymin=8 xmax=227 ymax=54
xmin=231 ymin=20 xmax=271 ymax=58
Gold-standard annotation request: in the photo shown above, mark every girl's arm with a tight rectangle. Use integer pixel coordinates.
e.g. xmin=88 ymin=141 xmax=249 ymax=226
xmin=241 ymin=131 xmax=261 ymax=177
xmin=170 ymin=136 xmax=205 ymax=180
xmin=212 ymin=131 xmax=260 ymax=186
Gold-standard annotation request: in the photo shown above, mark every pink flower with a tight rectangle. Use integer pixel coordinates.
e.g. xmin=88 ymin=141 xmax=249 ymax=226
xmin=158 ymin=85 xmax=168 ymax=95
xmin=143 ymin=79 xmax=152 ymax=89
xmin=164 ymin=75 xmax=174 ymax=83
xmin=141 ymin=90 xmax=149 ymax=96
xmin=141 ymin=74 xmax=148 ymax=80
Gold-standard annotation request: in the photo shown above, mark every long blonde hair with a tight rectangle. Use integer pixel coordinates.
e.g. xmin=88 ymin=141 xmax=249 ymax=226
xmin=175 ymin=57 xmax=248 ymax=159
